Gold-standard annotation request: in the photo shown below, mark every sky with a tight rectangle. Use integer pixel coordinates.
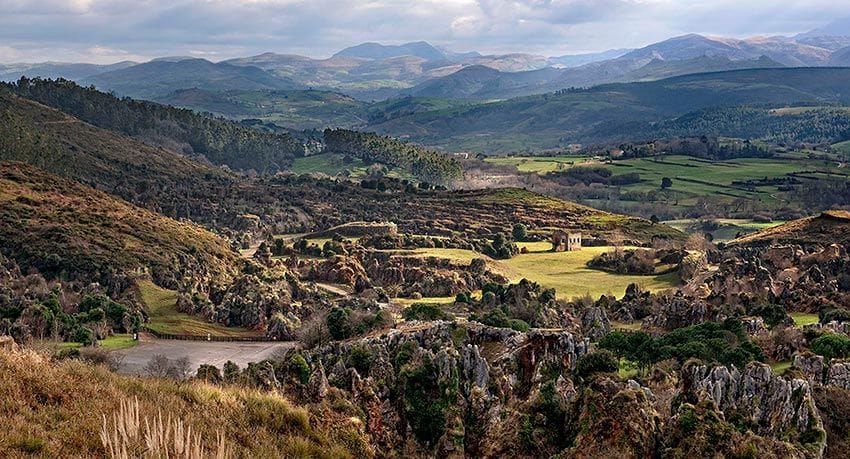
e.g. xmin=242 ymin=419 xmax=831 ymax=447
xmin=0 ymin=0 xmax=846 ymax=64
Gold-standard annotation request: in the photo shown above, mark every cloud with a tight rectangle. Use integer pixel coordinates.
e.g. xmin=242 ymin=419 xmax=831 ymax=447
xmin=0 ymin=0 xmax=844 ymax=63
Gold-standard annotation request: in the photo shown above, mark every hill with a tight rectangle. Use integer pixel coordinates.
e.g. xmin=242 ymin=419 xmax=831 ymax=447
xmin=333 ymin=41 xmax=447 ymax=60
xmin=157 ymin=88 xmax=370 ymax=130
xmin=404 ymin=65 xmax=561 ymax=99
xmin=367 ymin=67 xmax=850 ymax=152
xmin=83 ymin=58 xmax=300 ymax=99
xmin=0 ymin=161 xmax=240 ymax=290
xmin=831 ymin=46 xmax=850 ymax=66
xmin=0 ymin=348 xmax=370 ymax=457
xmin=729 ymin=210 xmax=850 ymax=247
xmin=0 ymin=61 xmax=136 ymax=82
xmin=3 ymin=78 xmax=303 ymax=172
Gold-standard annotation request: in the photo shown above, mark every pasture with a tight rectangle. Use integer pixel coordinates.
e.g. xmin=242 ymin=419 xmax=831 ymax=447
xmin=485 ymin=155 xmax=598 ymax=173
xmin=138 ymin=280 xmax=260 ymax=338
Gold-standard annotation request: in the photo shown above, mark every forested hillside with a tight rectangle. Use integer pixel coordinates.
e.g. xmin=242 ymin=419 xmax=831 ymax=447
xmin=641 ymin=106 xmax=850 ymax=145
xmin=2 ymin=78 xmax=303 ymax=172
xmin=367 ymin=67 xmax=850 ymax=152
xmin=323 ymin=128 xmax=463 ymax=184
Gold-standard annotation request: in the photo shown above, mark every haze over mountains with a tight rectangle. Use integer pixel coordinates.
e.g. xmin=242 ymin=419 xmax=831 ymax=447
xmin=2 ymin=24 xmax=849 ymax=103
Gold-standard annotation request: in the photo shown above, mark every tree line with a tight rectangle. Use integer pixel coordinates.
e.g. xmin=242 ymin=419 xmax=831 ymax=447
xmin=4 ymin=77 xmax=304 ymax=173
xmin=323 ymin=128 xmax=463 ymax=185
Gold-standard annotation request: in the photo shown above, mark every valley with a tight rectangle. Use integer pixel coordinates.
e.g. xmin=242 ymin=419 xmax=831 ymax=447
xmin=2 ymin=12 xmax=850 ymax=458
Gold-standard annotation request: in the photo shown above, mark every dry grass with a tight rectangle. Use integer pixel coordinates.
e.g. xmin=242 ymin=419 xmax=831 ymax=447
xmin=0 ymin=349 xmax=369 ymax=458
xmin=100 ymin=397 xmax=229 ymax=458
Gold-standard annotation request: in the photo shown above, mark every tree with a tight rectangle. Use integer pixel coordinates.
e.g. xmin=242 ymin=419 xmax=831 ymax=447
xmin=575 ymin=350 xmax=619 ymax=379
xmin=650 ymin=215 xmax=660 ymax=224
xmin=144 ymin=354 xmax=172 ymax=378
xmin=661 ymin=177 xmax=673 ymax=189
xmin=223 ymin=360 xmax=241 ymax=384
xmin=196 ymin=364 xmax=222 ymax=383
xmin=811 ymin=334 xmax=850 ymax=361
xmin=327 ymin=306 xmax=353 ymax=340
xmin=512 ymin=223 xmax=528 ymax=242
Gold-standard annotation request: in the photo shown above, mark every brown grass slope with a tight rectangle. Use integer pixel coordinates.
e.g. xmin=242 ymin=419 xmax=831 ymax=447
xmin=0 ymin=161 xmax=239 ymax=289
xmin=0 ymin=349 xmax=370 ymax=458
xmin=729 ymin=210 xmax=850 ymax=247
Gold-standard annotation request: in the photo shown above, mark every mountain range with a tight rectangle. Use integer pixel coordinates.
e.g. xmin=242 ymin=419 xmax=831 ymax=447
xmin=1 ymin=24 xmax=848 ymax=102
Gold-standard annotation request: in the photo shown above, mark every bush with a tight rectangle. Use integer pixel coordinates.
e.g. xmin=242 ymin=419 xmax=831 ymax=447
xmin=811 ymin=333 xmax=850 ymax=360
xmin=289 ymin=355 xmax=311 ymax=384
xmin=747 ymin=303 xmax=789 ymax=328
xmin=79 ymin=347 xmax=122 ymax=371
xmin=196 ymin=364 xmax=222 ymax=383
xmin=820 ymin=307 xmax=850 ymax=324
xmin=73 ymin=326 xmax=95 ymax=347
xmin=326 ymin=306 xmax=353 ymax=340
xmin=403 ymin=303 xmax=452 ymax=321
xmin=512 ymin=223 xmax=528 ymax=242
xmin=575 ymin=350 xmax=619 ymax=379
xmin=347 ymin=345 xmax=374 ymax=375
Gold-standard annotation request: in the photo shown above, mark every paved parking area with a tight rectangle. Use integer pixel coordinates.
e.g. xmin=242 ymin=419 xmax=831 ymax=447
xmin=114 ymin=335 xmax=297 ymax=375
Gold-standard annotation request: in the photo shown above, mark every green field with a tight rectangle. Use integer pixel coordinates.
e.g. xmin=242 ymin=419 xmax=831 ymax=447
xmin=138 ymin=280 xmax=259 ymax=338
xmin=502 ymin=246 xmax=680 ymax=299
xmin=383 ymin=244 xmax=677 ymax=300
xmin=833 ymin=140 xmax=850 ymax=155
xmin=485 ymin=155 xmax=598 ymax=173
xmin=45 ymin=333 xmax=138 ymax=352
xmin=393 ymin=296 xmax=458 ymax=307
xmin=770 ymin=360 xmax=792 ymax=375
xmin=497 ymin=153 xmax=848 ymax=207
xmin=791 ymin=312 xmax=819 ymax=327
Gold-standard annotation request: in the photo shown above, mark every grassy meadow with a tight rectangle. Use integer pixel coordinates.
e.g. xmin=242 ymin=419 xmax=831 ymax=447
xmin=485 ymin=155 xmax=598 ymax=173
xmin=138 ymin=281 xmax=259 ymax=338
xmin=487 ymin=152 xmax=850 ymax=207
xmin=503 ymin=245 xmax=680 ymax=299
xmin=393 ymin=243 xmax=680 ymax=301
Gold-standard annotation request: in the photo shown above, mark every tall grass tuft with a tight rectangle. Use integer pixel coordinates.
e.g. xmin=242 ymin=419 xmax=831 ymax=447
xmin=100 ymin=396 xmax=230 ymax=458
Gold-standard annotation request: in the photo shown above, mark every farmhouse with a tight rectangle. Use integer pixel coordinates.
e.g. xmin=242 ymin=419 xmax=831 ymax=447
xmin=551 ymin=231 xmax=582 ymax=252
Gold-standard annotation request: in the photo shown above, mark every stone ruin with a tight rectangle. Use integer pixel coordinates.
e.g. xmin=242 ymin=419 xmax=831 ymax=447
xmin=551 ymin=230 xmax=582 ymax=252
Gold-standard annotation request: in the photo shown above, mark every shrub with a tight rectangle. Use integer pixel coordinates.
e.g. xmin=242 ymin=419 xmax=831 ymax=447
xmin=289 ymin=355 xmax=311 ymax=385
xmin=747 ymin=303 xmax=789 ymax=328
xmin=12 ymin=437 xmax=45 ymax=454
xmin=326 ymin=306 xmax=352 ymax=340
xmin=79 ymin=347 xmax=122 ymax=371
xmin=196 ymin=364 xmax=222 ymax=383
xmin=347 ymin=345 xmax=374 ymax=375
xmin=512 ymin=223 xmax=528 ymax=242
xmin=575 ymin=350 xmax=619 ymax=379
xmin=811 ymin=333 xmax=850 ymax=361
xmin=73 ymin=326 xmax=95 ymax=346
xmin=398 ymin=356 xmax=450 ymax=445
xmin=403 ymin=303 xmax=452 ymax=321
xmin=223 ymin=361 xmax=241 ymax=384
xmin=820 ymin=307 xmax=850 ymax=324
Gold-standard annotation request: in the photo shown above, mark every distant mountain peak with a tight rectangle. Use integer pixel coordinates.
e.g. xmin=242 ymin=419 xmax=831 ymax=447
xmin=332 ymin=41 xmax=447 ymax=61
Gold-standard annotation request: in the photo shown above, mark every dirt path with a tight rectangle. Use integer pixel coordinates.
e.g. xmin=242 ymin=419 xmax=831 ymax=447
xmin=315 ymin=282 xmax=352 ymax=296
xmin=114 ymin=334 xmax=297 ymax=375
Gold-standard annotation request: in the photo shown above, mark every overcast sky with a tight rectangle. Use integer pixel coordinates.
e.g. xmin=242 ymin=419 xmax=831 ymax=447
xmin=0 ymin=0 xmax=846 ymax=64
